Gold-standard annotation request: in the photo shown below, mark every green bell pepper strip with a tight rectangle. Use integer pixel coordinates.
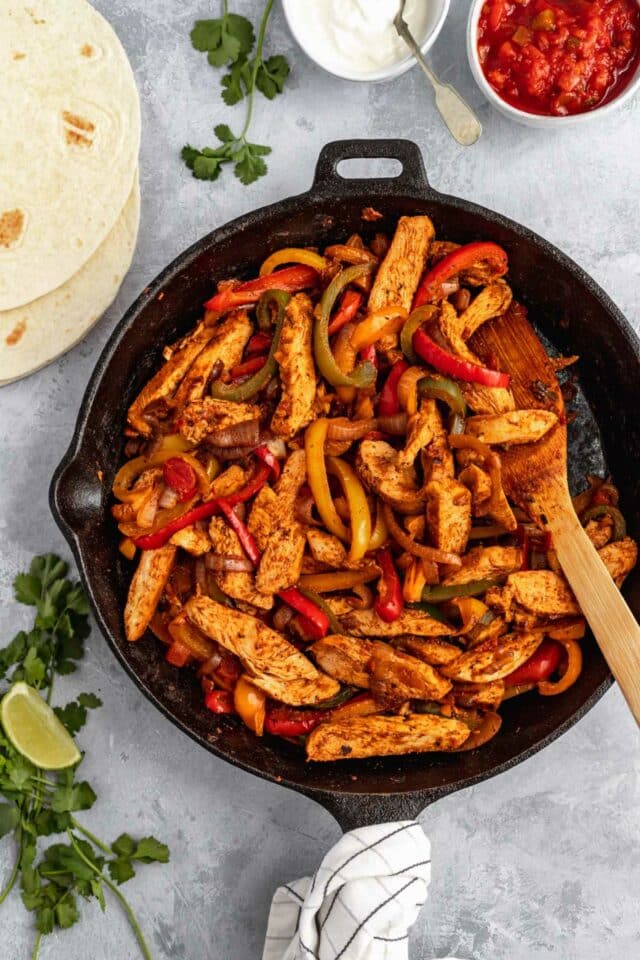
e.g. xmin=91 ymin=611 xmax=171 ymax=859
xmin=418 ymin=375 xmax=467 ymax=417
xmin=400 ymin=305 xmax=437 ymax=363
xmin=406 ymin=602 xmax=453 ymax=625
xmin=314 ymin=264 xmax=377 ymax=389
xmin=581 ymin=503 xmax=626 ymax=541
xmin=297 ymin=586 xmax=345 ymax=636
xmin=420 ymin=579 xmax=500 ymax=603
xmin=211 ymin=290 xmax=290 ymax=401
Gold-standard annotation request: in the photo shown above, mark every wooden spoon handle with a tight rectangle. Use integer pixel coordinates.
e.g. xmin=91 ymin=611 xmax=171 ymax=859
xmin=548 ymin=501 xmax=640 ymax=725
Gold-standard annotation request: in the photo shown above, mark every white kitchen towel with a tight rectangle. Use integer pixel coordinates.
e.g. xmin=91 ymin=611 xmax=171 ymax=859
xmin=262 ymin=821 xmax=465 ymax=960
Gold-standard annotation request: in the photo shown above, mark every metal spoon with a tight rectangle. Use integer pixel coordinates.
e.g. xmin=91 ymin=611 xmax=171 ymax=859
xmin=394 ymin=0 xmax=482 ymax=146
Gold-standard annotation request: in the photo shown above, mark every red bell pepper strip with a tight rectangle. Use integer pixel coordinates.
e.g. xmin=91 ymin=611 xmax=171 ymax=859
xmin=254 ymin=443 xmax=281 ymax=481
xmin=162 ymin=458 xmax=198 ymax=503
xmin=413 ymin=242 xmax=508 ymax=308
xmin=204 ymin=689 xmax=235 ymax=713
xmin=218 ymin=499 xmax=262 ymax=565
xmin=413 ymin=328 xmax=511 ymax=389
xmin=327 ymin=289 xmax=363 ymax=336
xmin=228 ymin=355 xmax=267 ymax=381
xmin=378 ymin=359 xmax=409 ymax=416
xmin=134 ymin=461 xmax=271 ymax=550
xmin=278 ymin=587 xmax=330 ymax=639
xmin=359 ymin=343 xmax=378 ymax=367
xmin=205 ymin=265 xmax=319 ymax=313
xmin=374 ymin=548 xmax=404 ymax=623
xmin=165 ymin=640 xmax=191 ymax=667
xmin=504 ymin=639 xmax=564 ymax=686
xmin=264 ymin=704 xmax=325 ymax=737
xmin=246 ymin=331 xmax=272 ymax=356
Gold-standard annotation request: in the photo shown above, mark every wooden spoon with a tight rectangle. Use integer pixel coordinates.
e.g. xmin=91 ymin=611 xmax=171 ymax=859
xmin=471 ymin=303 xmax=640 ymax=724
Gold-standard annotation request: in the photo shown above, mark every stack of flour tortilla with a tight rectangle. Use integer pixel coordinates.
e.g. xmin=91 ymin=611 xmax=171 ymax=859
xmin=0 ymin=0 xmax=141 ymax=385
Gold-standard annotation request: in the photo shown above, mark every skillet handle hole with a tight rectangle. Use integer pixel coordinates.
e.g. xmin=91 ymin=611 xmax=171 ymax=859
xmin=336 ymin=158 xmax=403 ymax=180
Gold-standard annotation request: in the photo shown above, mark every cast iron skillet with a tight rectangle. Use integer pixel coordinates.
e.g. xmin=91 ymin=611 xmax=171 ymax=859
xmin=50 ymin=140 xmax=640 ymax=831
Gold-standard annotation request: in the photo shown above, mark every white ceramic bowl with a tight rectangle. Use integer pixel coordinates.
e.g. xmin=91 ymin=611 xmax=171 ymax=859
xmin=282 ymin=0 xmax=450 ymax=83
xmin=467 ymin=0 xmax=640 ymax=127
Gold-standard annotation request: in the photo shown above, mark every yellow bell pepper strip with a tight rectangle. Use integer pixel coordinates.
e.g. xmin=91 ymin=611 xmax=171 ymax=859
xmin=400 ymin=305 xmax=437 ymax=363
xmin=113 ymin=448 xmax=204 ymax=502
xmin=413 ymin=241 xmax=508 ymax=307
xmin=449 ymin=597 xmax=490 ymax=633
xmin=211 ymin=290 xmax=290 ymax=402
xmin=373 ymin=548 xmax=403 ymax=623
xmin=547 ymin=619 xmax=586 ymax=641
xmin=397 ymin=366 xmax=427 ymax=416
xmin=538 ymin=639 xmax=583 ymax=696
xmin=119 ymin=537 xmax=137 ymax=561
xmin=205 ymin=265 xmax=318 ymax=313
xmin=350 ymin=306 xmax=408 ymax=351
xmin=305 ymin=419 xmax=350 ymax=542
xmin=314 ymin=264 xmax=377 ymax=388
xmin=378 ymin=359 xmax=409 ymax=416
xmin=421 ymin=579 xmax=499 ymax=603
xmin=259 ymin=248 xmax=327 ymax=277
xmin=233 ymin=676 xmax=267 ymax=735
xmin=418 ymin=375 xmax=467 ymax=417
xmin=326 ymin=456 xmax=372 ymax=562
xmin=368 ymin=500 xmax=388 ymax=551
xmin=298 ymin=568 xmax=380 ymax=592
xmin=402 ymin=558 xmax=428 ymax=603
xmin=413 ymin=328 xmax=511 ymax=388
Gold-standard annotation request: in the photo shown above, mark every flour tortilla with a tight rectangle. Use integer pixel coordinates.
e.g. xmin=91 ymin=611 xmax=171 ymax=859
xmin=0 ymin=0 xmax=140 ymax=310
xmin=0 ymin=174 xmax=140 ymax=386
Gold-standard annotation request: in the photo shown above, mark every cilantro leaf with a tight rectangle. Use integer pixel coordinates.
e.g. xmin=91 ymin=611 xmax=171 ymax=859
xmin=214 ymin=123 xmax=235 ymax=143
xmin=108 ymin=857 xmax=136 ymax=885
xmin=221 ymin=56 xmax=253 ymax=105
xmin=255 ymin=54 xmax=289 ymax=100
xmin=191 ymin=13 xmax=254 ymax=68
xmin=190 ymin=19 xmax=222 ymax=52
xmin=0 ymin=801 xmax=20 ymax=837
xmin=54 ymin=693 xmax=102 ymax=736
xmin=111 ymin=833 xmax=136 ymax=858
xmin=234 ymin=142 xmax=271 ymax=185
xmin=55 ymin=896 xmax=79 ymax=929
xmin=134 ymin=837 xmax=170 ymax=864
xmin=50 ymin=780 xmax=97 ymax=814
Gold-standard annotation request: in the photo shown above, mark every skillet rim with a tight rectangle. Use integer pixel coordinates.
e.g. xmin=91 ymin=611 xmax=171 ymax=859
xmin=50 ymin=139 xmax=638 ymax=814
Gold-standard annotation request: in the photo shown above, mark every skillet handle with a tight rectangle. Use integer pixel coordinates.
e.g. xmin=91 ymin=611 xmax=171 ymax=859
xmin=311 ymin=790 xmax=433 ymax=833
xmin=312 ymin=139 xmax=433 ymax=198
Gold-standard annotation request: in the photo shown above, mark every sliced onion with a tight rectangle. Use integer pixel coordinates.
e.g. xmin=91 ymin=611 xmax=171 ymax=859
xmin=208 ymin=446 xmax=254 ymax=461
xmin=441 ymin=279 xmax=460 ymax=296
xmin=326 ymin=417 xmax=377 ymax=441
xmin=325 ymin=439 xmax=354 ymax=456
xmin=209 ymin=419 xmax=260 ymax=448
xmin=376 ymin=413 xmax=408 ymax=436
xmin=265 ymin=437 xmax=287 ymax=459
xmin=295 ymin=494 xmax=320 ymax=526
xmin=159 ymin=486 xmax=179 ymax=510
xmin=273 ymin=605 xmax=294 ymax=631
xmin=351 ymin=582 xmax=374 ymax=610
xmin=205 ymin=553 xmax=254 ymax=573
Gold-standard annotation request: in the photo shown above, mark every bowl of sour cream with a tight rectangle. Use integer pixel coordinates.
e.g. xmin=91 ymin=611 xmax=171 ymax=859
xmin=282 ymin=0 xmax=451 ymax=83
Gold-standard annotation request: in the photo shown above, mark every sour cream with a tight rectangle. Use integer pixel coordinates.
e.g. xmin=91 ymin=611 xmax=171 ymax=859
xmin=284 ymin=0 xmax=439 ymax=81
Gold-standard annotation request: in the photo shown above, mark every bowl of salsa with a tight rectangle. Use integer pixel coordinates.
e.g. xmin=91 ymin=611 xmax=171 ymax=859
xmin=467 ymin=0 xmax=640 ymax=124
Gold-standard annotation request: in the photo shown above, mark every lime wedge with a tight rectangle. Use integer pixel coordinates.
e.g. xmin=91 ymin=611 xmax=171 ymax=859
xmin=0 ymin=681 xmax=80 ymax=770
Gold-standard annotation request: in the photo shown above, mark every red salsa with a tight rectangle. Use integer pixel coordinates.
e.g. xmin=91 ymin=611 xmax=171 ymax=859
xmin=477 ymin=0 xmax=640 ymax=115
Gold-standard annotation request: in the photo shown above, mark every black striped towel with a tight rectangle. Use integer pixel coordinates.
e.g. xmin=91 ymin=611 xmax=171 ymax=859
xmin=262 ymin=821 xmax=464 ymax=960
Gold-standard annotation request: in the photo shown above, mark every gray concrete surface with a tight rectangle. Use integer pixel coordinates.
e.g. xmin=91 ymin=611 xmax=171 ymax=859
xmin=1 ymin=1 xmax=639 ymax=957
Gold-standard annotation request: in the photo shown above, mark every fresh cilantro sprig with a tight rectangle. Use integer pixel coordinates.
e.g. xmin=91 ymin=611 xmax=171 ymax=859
xmin=183 ymin=0 xmax=289 ymax=185
xmin=0 ymin=556 xmax=169 ymax=959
